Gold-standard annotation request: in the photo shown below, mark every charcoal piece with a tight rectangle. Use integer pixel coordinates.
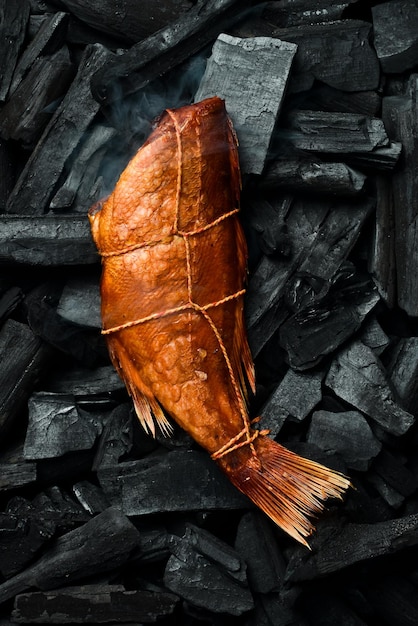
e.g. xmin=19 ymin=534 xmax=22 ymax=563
xmin=343 ymin=141 xmax=402 ymax=171
xmin=363 ymin=575 xmax=418 ymax=626
xmin=262 ymin=159 xmax=366 ymax=197
xmin=6 ymin=44 xmax=109 ymax=216
xmin=373 ymin=449 xmax=417 ymax=498
xmin=286 ymin=513 xmax=418 ymax=582
xmin=370 ymin=175 xmax=397 ymax=307
xmin=9 ymin=12 xmax=69 ymax=95
xmin=0 ymin=47 xmax=75 ymax=148
xmin=382 ymin=77 xmax=418 ymax=315
xmin=277 ymin=110 xmax=389 ymax=155
xmin=239 ymin=19 xmax=380 ymax=93
xmin=234 ymin=512 xmax=286 ymax=594
xmin=360 ymin=317 xmax=390 ymax=356
xmin=49 ymin=124 xmax=116 ymax=212
xmin=247 ymin=196 xmax=292 ymax=257
xmin=23 ymin=392 xmax=103 ymax=460
xmin=72 ymin=481 xmax=110 ymax=515
xmin=164 ymin=524 xmax=253 ymax=616
xmin=0 ymin=286 xmax=23 ymax=324
xmin=97 ymin=449 xmax=251 ymax=515
xmin=91 ymin=0 xmax=251 ymax=105
xmin=0 ymin=319 xmax=51 ymax=437
xmin=137 ymin=527 xmax=173 ymax=564
xmin=307 ymin=410 xmax=381 ymax=471
xmin=46 ymin=365 xmax=124 ymax=397
xmin=30 ymin=487 xmax=90 ymax=530
xmin=57 ymin=276 xmax=101 ymax=328
xmin=12 ymin=584 xmax=179 ymax=624
xmin=195 ymin=34 xmax=297 ymax=175
xmin=0 ymin=215 xmax=98 ymax=266
xmin=389 ymin=337 xmax=418 ymax=413
xmin=0 ymin=507 xmax=141 ymax=605
xmin=260 ymin=369 xmax=323 ymax=438
xmin=0 ymin=498 xmax=56 ymax=578
xmin=262 ymin=0 xmax=351 ymax=26
xmin=372 ymin=0 xmax=418 ymax=73
xmin=325 ymin=340 xmax=414 ymax=436
xmin=0 ymin=462 xmax=37 ymax=492
xmin=0 ymin=139 xmax=16 ymax=211
xmin=59 ymin=0 xmax=193 ymax=42
xmin=92 ymin=403 xmax=133 ymax=469
xmin=300 ymin=590 xmax=369 ymax=626
xmin=366 ymin=472 xmax=404 ymax=509
xmin=294 ymin=84 xmax=382 ymax=117
xmin=0 ymin=0 xmax=31 ymax=102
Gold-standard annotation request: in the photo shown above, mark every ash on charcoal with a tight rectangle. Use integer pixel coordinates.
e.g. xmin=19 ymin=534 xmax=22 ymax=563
xmin=0 ymin=47 xmax=74 ymax=148
xmin=0 ymin=215 xmax=98 ymax=266
xmin=6 ymin=44 xmax=109 ymax=215
xmin=286 ymin=513 xmax=418 ymax=582
xmin=0 ymin=508 xmax=141 ymax=605
xmin=195 ymin=34 xmax=297 ymax=175
xmin=381 ymin=75 xmax=418 ymax=315
xmin=23 ymin=393 xmax=103 ymax=460
xmin=0 ymin=498 xmax=55 ymax=578
xmin=164 ymin=523 xmax=253 ymax=616
xmin=372 ymin=0 xmax=418 ymax=73
xmin=307 ymin=410 xmax=381 ymax=471
xmin=234 ymin=511 xmax=286 ymax=594
xmin=262 ymin=159 xmax=367 ymax=197
xmin=326 ymin=340 xmax=414 ymax=437
xmin=389 ymin=337 xmax=418 ymax=414
xmin=0 ymin=0 xmax=31 ymax=102
xmin=93 ymin=403 xmax=133 ymax=469
xmin=98 ymin=449 xmax=251 ymax=516
xmin=57 ymin=276 xmax=101 ymax=329
xmin=260 ymin=369 xmax=323 ymax=437
xmin=12 ymin=584 xmax=179 ymax=624
xmin=0 ymin=319 xmax=51 ymax=438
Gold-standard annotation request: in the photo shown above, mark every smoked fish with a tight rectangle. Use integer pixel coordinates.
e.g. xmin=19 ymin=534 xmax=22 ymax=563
xmin=89 ymin=96 xmax=350 ymax=546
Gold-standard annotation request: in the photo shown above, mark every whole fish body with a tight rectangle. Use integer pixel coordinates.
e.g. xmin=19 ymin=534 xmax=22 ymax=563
xmin=89 ymin=96 xmax=350 ymax=546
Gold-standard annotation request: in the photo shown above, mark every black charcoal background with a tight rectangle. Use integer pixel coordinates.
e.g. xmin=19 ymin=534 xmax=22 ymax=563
xmin=1 ymin=0 xmax=418 ymax=624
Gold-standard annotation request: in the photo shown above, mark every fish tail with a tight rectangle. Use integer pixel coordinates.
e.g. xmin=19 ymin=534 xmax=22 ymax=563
xmin=217 ymin=435 xmax=350 ymax=548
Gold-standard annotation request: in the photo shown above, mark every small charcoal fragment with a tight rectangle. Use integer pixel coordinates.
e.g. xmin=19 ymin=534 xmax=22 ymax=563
xmin=307 ymin=410 xmax=381 ymax=471
xmin=326 ymin=340 xmax=414 ymax=436
xmin=57 ymin=276 xmax=101 ymax=329
xmin=195 ymin=34 xmax=297 ymax=174
xmin=164 ymin=524 xmax=253 ymax=615
xmin=372 ymin=0 xmax=418 ymax=73
xmin=71 ymin=481 xmax=110 ymax=515
xmin=93 ymin=403 xmax=133 ymax=469
xmin=360 ymin=317 xmax=390 ymax=356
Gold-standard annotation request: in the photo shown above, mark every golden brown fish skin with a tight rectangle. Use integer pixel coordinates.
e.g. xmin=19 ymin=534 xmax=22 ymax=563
xmin=89 ymin=97 xmax=350 ymax=547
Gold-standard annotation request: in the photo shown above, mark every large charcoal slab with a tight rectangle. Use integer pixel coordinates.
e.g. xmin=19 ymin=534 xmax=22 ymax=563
xmin=0 ymin=319 xmax=50 ymax=437
xmin=260 ymin=368 xmax=323 ymax=437
xmin=12 ymin=585 xmax=179 ymax=623
xmin=372 ymin=0 xmax=418 ymax=73
xmin=98 ymin=449 xmax=251 ymax=515
xmin=0 ymin=508 xmax=141 ymax=605
xmin=381 ymin=76 xmax=418 ymax=315
xmin=195 ymin=34 xmax=297 ymax=174
xmin=325 ymin=340 xmax=414 ymax=436
xmin=23 ymin=393 xmax=103 ymax=460
xmin=6 ymin=44 xmax=109 ymax=215
xmin=164 ymin=524 xmax=253 ymax=616
xmin=0 ymin=0 xmax=31 ymax=101
xmin=286 ymin=513 xmax=418 ymax=581
xmin=0 ymin=216 xmax=97 ymax=266
xmin=307 ymin=410 xmax=381 ymax=471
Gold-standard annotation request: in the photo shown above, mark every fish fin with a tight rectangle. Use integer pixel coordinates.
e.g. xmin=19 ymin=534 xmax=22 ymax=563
xmin=107 ymin=337 xmax=173 ymax=437
xmin=218 ymin=435 xmax=350 ymax=548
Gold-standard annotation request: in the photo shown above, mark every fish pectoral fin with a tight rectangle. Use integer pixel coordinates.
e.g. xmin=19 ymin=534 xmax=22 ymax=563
xmin=107 ymin=337 xmax=173 ymax=438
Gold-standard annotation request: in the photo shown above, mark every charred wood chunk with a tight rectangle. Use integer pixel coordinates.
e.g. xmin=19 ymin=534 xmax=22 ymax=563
xmin=9 ymin=12 xmax=69 ymax=95
xmin=57 ymin=276 xmax=101 ymax=329
xmin=195 ymin=34 xmax=297 ymax=175
xmin=46 ymin=365 xmax=124 ymax=398
xmin=372 ymin=449 xmax=418 ymax=499
xmin=389 ymin=337 xmax=418 ymax=414
xmin=0 ymin=139 xmax=16 ymax=212
xmin=0 ymin=507 xmax=141 ymax=605
xmin=90 ymin=0 xmax=252 ymax=105
xmin=0 ymin=286 xmax=23 ymax=325
xmin=247 ymin=196 xmax=292 ymax=258
xmin=0 ymin=319 xmax=51 ymax=438
xmin=6 ymin=44 xmax=109 ymax=216
xmin=164 ymin=524 xmax=253 ymax=616
xmin=29 ymin=487 xmax=90 ymax=531
xmin=234 ymin=511 xmax=286 ymax=594
xmin=360 ymin=317 xmax=390 ymax=356
xmin=23 ymin=392 xmax=104 ymax=460
xmin=260 ymin=368 xmax=323 ymax=438
xmin=0 ymin=216 xmax=98 ymax=266
xmin=372 ymin=0 xmax=418 ymax=74
xmin=0 ymin=0 xmax=31 ymax=102
xmin=382 ymin=76 xmax=418 ymax=315
xmin=290 ymin=84 xmax=382 ymax=117
xmin=98 ymin=450 xmax=251 ymax=515
xmin=262 ymin=0 xmax=352 ymax=27
xmin=308 ymin=410 xmax=381 ymax=471
xmin=92 ymin=403 xmax=133 ymax=470
xmin=325 ymin=340 xmax=414 ymax=437
xmin=0 ymin=47 xmax=75 ymax=148
xmin=71 ymin=481 xmax=110 ymax=515
xmin=12 ymin=584 xmax=179 ymax=624
xmin=0 ymin=462 xmax=37 ymax=493
xmin=262 ymin=158 xmax=366 ymax=197
xmin=370 ymin=175 xmax=397 ymax=308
